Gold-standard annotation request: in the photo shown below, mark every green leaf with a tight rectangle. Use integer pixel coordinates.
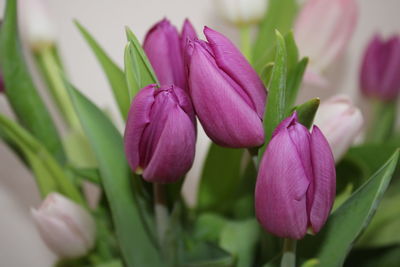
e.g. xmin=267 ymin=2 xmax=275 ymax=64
xmin=63 ymin=130 xmax=97 ymax=168
xmin=125 ymin=27 xmax=158 ymax=85
xmin=197 ymin=143 xmax=244 ymax=214
xmin=286 ymin=57 xmax=308 ymax=108
xmin=75 ymin=21 xmax=130 ymax=120
xmin=253 ymin=0 xmax=298 ymax=72
xmin=67 ymin=83 xmax=162 ymax=267
xmin=345 ymin=246 xmax=400 ymax=267
xmin=0 ymin=0 xmax=65 ymax=162
xmin=299 ymin=150 xmax=400 ymax=267
xmin=366 ymin=100 xmax=396 ymax=143
xmin=0 ymin=114 xmax=83 ymax=203
xmin=259 ymin=31 xmax=287 ymax=157
xmin=292 ymin=98 xmax=320 ymax=129
xmin=219 ymin=219 xmax=260 ymax=267
xmin=182 ymin=242 xmax=235 ymax=267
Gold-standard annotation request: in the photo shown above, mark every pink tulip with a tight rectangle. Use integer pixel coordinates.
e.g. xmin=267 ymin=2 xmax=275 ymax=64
xmin=295 ymin=0 xmax=358 ymax=87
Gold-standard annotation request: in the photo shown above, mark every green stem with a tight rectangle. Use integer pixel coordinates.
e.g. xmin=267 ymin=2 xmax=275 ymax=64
xmin=366 ymin=100 xmax=396 ymax=143
xmin=36 ymin=46 xmax=82 ymax=131
xmin=281 ymin=238 xmax=296 ymax=267
xmin=239 ymin=24 xmax=252 ymax=60
xmin=153 ymin=183 xmax=169 ymax=247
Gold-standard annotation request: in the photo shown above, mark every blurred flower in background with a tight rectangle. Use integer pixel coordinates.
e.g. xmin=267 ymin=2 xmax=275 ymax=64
xmin=215 ymin=0 xmax=267 ymax=25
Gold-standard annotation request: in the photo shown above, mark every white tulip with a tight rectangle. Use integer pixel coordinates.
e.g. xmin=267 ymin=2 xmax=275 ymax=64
xmin=314 ymin=95 xmax=364 ymax=161
xmin=216 ymin=0 xmax=268 ymax=25
xmin=31 ymin=193 xmax=96 ymax=259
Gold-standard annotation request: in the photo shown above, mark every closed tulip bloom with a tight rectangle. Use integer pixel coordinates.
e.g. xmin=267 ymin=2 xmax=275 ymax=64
xmin=255 ymin=113 xmax=336 ymax=239
xmin=215 ymin=0 xmax=267 ymax=25
xmin=124 ymin=84 xmax=196 ymax=183
xmin=143 ymin=19 xmax=196 ymax=91
xmin=360 ymin=35 xmax=400 ymax=101
xmin=314 ymin=95 xmax=363 ymax=161
xmin=295 ymin=0 xmax=358 ymax=87
xmin=187 ymin=27 xmax=266 ymax=148
xmin=31 ymin=193 xmax=96 ymax=259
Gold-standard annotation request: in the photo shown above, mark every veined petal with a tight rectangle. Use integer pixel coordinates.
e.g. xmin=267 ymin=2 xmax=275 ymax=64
xmin=255 ymin=128 xmax=310 ymax=239
xmin=309 ymin=126 xmax=336 ymax=234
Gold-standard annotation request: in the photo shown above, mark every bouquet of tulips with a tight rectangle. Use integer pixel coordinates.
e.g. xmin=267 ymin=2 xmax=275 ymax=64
xmin=1 ymin=0 xmax=400 ymax=266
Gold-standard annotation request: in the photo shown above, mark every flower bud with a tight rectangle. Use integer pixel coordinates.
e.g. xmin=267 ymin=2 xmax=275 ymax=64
xmin=294 ymin=0 xmax=358 ymax=86
xmin=186 ymin=27 xmax=266 ymax=148
xmin=20 ymin=0 xmax=57 ymax=50
xmin=124 ymin=84 xmax=196 ymax=183
xmin=314 ymin=95 xmax=363 ymax=161
xmin=255 ymin=113 xmax=336 ymax=239
xmin=360 ymin=34 xmax=400 ymax=101
xmin=215 ymin=0 xmax=267 ymax=25
xmin=31 ymin=193 xmax=96 ymax=259
xmin=143 ymin=19 xmax=197 ymax=91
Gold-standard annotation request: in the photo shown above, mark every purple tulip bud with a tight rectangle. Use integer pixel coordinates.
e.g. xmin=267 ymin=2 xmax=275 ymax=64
xmin=124 ymin=84 xmax=196 ymax=183
xmin=0 ymin=73 xmax=5 ymax=93
xmin=186 ymin=27 xmax=267 ymax=148
xmin=360 ymin=34 xmax=400 ymax=101
xmin=255 ymin=113 xmax=336 ymax=240
xmin=143 ymin=19 xmax=197 ymax=91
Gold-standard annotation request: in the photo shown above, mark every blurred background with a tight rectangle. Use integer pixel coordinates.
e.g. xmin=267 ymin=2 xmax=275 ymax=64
xmin=0 ymin=0 xmax=399 ymax=266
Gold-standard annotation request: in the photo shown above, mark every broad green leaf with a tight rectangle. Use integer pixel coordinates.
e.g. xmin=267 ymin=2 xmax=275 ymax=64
xmin=63 ymin=130 xmax=97 ymax=168
xmin=67 ymin=83 xmax=162 ymax=267
xmin=286 ymin=57 xmax=308 ymax=108
xmin=197 ymin=143 xmax=244 ymax=214
xmin=0 ymin=0 xmax=65 ymax=162
xmin=96 ymin=260 xmax=123 ymax=267
xmin=259 ymin=31 xmax=287 ymax=157
xmin=253 ymin=0 xmax=298 ymax=72
xmin=292 ymin=98 xmax=320 ymax=129
xmin=0 ymin=114 xmax=83 ymax=203
xmin=219 ymin=219 xmax=260 ymax=267
xmin=125 ymin=27 xmax=158 ymax=85
xmin=182 ymin=242 xmax=235 ymax=267
xmin=366 ymin=101 xmax=396 ymax=143
xmin=345 ymin=246 xmax=400 ymax=267
xmin=299 ymin=150 xmax=400 ymax=267
xmin=284 ymin=32 xmax=299 ymax=71
xmin=75 ymin=21 xmax=130 ymax=120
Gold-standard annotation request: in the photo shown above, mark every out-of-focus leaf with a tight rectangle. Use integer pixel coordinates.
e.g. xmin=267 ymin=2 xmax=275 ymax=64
xmin=345 ymin=246 xmax=400 ymax=267
xmin=95 ymin=260 xmax=123 ymax=267
xmin=75 ymin=21 xmax=130 ymax=120
xmin=219 ymin=219 xmax=260 ymax=267
xmin=292 ymin=98 xmax=320 ymax=129
xmin=182 ymin=242 xmax=235 ymax=267
xmin=63 ymin=130 xmax=97 ymax=168
xmin=0 ymin=114 xmax=83 ymax=203
xmin=299 ymin=150 xmax=399 ymax=267
xmin=253 ymin=0 xmax=298 ymax=72
xmin=286 ymin=57 xmax=308 ymax=108
xmin=0 ymin=0 xmax=65 ymax=162
xmin=67 ymin=83 xmax=162 ymax=267
xmin=197 ymin=143 xmax=244 ymax=214
xmin=125 ymin=27 xmax=158 ymax=85
xmin=366 ymin=101 xmax=396 ymax=143
xmin=259 ymin=31 xmax=287 ymax=157
xmin=194 ymin=213 xmax=228 ymax=242
xmin=69 ymin=167 xmax=101 ymax=185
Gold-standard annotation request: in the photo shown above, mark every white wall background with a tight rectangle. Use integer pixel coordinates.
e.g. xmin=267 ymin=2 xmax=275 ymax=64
xmin=0 ymin=0 xmax=399 ymax=266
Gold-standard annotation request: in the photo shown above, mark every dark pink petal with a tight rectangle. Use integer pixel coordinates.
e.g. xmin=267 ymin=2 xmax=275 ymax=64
xmin=360 ymin=35 xmax=383 ymax=98
xmin=204 ymin=27 xmax=267 ymax=118
xmin=381 ymin=36 xmax=400 ymax=100
xmin=124 ymin=85 xmax=156 ymax=172
xmin=144 ymin=19 xmax=186 ymax=89
xmin=255 ymin=128 xmax=310 ymax=239
xmin=189 ymin=42 xmax=264 ymax=148
xmin=308 ymin=126 xmax=336 ymax=234
xmin=272 ymin=112 xmax=297 ymax=138
xmin=143 ymin=103 xmax=196 ymax=183
xmin=181 ymin=19 xmax=197 ymax=50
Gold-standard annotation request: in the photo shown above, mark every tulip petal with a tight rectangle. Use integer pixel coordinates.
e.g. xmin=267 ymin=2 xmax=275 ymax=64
xmin=381 ymin=36 xmax=400 ymax=100
xmin=143 ymin=104 xmax=196 ymax=183
xmin=255 ymin=128 xmax=310 ymax=239
xmin=309 ymin=126 xmax=336 ymax=233
xmin=204 ymin=27 xmax=267 ymax=118
xmin=189 ymin=42 xmax=264 ymax=148
xmin=360 ymin=35 xmax=382 ymax=97
xmin=181 ymin=19 xmax=197 ymax=48
xmin=124 ymin=85 xmax=156 ymax=172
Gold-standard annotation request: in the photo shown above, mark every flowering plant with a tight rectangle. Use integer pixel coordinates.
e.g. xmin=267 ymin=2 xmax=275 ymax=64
xmin=1 ymin=0 xmax=400 ymax=266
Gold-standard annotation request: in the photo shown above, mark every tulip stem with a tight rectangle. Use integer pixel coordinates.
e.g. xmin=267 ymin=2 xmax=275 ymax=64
xmin=366 ymin=100 xmax=396 ymax=143
xmin=153 ymin=183 xmax=169 ymax=247
xmin=281 ymin=238 xmax=296 ymax=267
xmin=239 ymin=24 xmax=252 ymax=60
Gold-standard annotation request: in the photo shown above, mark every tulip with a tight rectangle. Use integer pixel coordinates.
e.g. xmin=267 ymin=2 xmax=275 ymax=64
xmin=255 ymin=113 xmax=336 ymax=239
xmin=0 ymin=73 xmax=5 ymax=93
xmin=294 ymin=0 xmax=358 ymax=87
xmin=186 ymin=26 xmax=266 ymax=148
xmin=124 ymin=84 xmax=196 ymax=183
xmin=20 ymin=0 xmax=56 ymax=50
xmin=360 ymin=34 xmax=400 ymax=101
xmin=215 ymin=0 xmax=267 ymax=25
xmin=143 ymin=19 xmax=197 ymax=91
xmin=31 ymin=193 xmax=96 ymax=259
xmin=314 ymin=95 xmax=363 ymax=161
